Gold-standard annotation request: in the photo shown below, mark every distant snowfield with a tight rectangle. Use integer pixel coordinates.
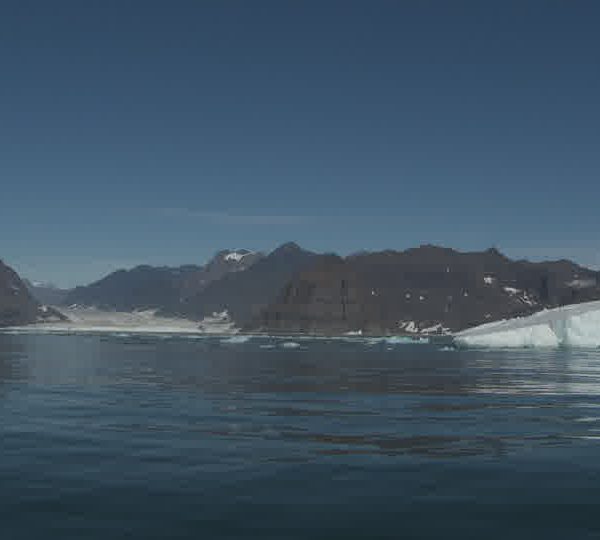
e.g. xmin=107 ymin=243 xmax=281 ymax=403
xmin=456 ymin=300 xmax=600 ymax=348
xmin=3 ymin=307 xmax=236 ymax=335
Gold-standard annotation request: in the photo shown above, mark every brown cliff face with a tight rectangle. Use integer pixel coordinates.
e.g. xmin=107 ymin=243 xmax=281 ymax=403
xmin=0 ymin=261 xmax=40 ymax=326
xmin=251 ymin=246 xmax=600 ymax=335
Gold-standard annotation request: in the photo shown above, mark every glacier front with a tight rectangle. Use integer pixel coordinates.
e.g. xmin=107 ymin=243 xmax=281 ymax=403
xmin=455 ymin=300 xmax=600 ymax=348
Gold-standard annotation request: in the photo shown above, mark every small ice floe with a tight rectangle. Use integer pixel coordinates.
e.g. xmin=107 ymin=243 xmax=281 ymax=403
xmin=385 ymin=336 xmax=414 ymax=345
xmin=220 ymin=335 xmax=252 ymax=344
xmin=385 ymin=336 xmax=429 ymax=345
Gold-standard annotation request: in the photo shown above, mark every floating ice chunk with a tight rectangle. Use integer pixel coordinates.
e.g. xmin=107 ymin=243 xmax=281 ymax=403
xmin=385 ymin=336 xmax=429 ymax=345
xmin=385 ymin=336 xmax=413 ymax=344
xmin=456 ymin=300 xmax=600 ymax=348
xmin=221 ymin=335 xmax=252 ymax=344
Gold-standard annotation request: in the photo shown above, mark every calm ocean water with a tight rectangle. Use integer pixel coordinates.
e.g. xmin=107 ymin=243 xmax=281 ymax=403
xmin=1 ymin=333 xmax=600 ymax=539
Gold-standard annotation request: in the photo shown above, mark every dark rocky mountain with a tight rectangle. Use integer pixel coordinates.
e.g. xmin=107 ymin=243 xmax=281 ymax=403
xmin=169 ymin=242 xmax=317 ymax=326
xmin=178 ymin=249 xmax=263 ymax=300
xmin=251 ymin=246 xmax=600 ymax=335
xmin=24 ymin=280 xmax=70 ymax=306
xmin=0 ymin=261 xmax=67 ymax=326
xmin=63 ymin=249 xmax=264 ymax=312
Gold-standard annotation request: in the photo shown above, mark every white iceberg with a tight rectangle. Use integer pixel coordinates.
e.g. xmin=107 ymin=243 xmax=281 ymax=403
xmin=455 ymin=300 xmax=600 ymax=348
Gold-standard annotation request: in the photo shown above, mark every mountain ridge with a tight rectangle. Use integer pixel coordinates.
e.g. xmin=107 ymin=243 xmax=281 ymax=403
xmin=5 ymin=244 xmax=600 ymax=335
xmin=63 ymin=249 xmax=264 ymax=312
xmin=249 ymin=245 xmax=600 ymax=335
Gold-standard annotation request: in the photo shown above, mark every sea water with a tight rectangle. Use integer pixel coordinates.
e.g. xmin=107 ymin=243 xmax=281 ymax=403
xmin=1 ymin=332 xmax=600 ymax=539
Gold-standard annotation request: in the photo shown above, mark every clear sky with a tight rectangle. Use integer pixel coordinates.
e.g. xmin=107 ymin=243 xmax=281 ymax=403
xmin=1 ymin=0 xmax=599 ymax=287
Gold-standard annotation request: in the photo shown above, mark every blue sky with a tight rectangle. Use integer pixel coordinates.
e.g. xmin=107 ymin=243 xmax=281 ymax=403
xmin=1 ymin=1 xmax=599 ymax=287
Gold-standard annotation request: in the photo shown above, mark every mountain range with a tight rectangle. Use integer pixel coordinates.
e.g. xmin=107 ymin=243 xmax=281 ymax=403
xmin=2 ymin=243 xmax=600 ymax=334
xmin=63 ymin=249 xmax=263 ymax=312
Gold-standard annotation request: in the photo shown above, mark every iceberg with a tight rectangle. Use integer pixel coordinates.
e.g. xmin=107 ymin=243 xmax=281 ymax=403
xmin=455 ymin=300 xmax=600 ymax=348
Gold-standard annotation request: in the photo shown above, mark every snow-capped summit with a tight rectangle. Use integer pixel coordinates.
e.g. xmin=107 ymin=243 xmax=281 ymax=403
xmin=224 ymin=250 xmax=254 ymax=263
xmin=206 ymin=249 xmax=263 ymax=273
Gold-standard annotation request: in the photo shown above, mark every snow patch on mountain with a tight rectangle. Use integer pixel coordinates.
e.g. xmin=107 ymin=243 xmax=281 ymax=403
xmin=224 ymin=250 xmax=254 ymax=262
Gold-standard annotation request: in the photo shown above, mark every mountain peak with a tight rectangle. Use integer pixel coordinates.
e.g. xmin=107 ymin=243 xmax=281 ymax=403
xmin=206 ymin=249 xmax=262 ymax=268
xmin=271 ymin=242 xmax=303 ymax=255
xmin=485 ymin=247 xmax=508 ymax=259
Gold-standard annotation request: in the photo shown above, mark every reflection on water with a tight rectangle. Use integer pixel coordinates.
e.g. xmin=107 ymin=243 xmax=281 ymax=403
xmin=1 ymin=333 xmax=600 ymax=460
xmin=2 ymin=333 xmax=600 ymax=539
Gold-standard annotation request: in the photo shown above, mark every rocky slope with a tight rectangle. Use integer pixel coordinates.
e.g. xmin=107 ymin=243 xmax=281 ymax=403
xmin=24 ymin=280 xmax=70 ymax=306
xmin=63 ymin=249 xmax=263 ymax=312
xmin=0 ymin=261 xmax=67 ymax=326
xmin=250 ymin=246 xmax=600 ymax=335
xmin=170 ymin=242 xmax=316 ymax=326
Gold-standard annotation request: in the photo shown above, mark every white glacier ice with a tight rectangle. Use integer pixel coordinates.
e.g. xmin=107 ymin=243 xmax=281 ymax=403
xmin=455 ymin=300 xmax=600 ymax=348
xmin=2 ymin=307 xmax=237 ymax=335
